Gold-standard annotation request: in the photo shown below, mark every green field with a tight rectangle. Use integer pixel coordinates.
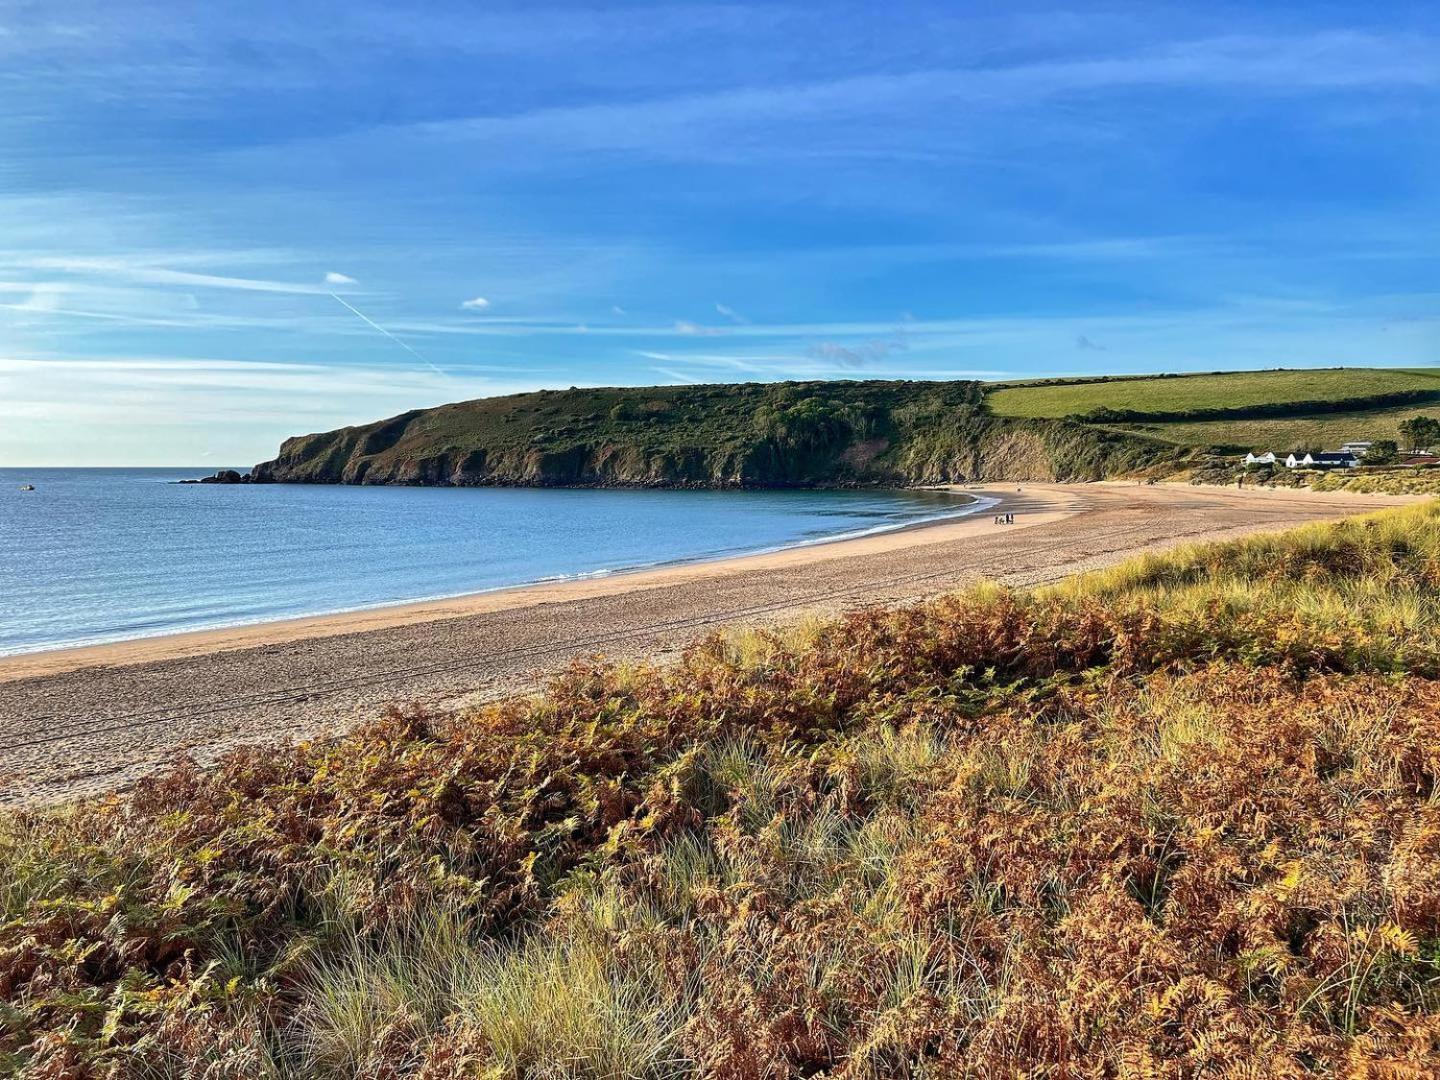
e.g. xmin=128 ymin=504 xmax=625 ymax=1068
xmin=985 ymin=368 xmax=1440 ymax=420
xmin=984 ymin=367 xmax=1440 ymax=453
xmin=1116 ymin=401 xmax=1440 ymax=451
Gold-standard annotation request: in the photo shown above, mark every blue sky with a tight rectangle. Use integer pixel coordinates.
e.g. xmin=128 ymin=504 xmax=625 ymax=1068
xmin=2 ymin=1 xmax=1438 ymax=465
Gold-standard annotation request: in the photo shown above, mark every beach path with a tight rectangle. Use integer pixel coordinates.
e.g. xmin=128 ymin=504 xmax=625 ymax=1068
xmin=0 ymin=483 xmax=1416 ymax=805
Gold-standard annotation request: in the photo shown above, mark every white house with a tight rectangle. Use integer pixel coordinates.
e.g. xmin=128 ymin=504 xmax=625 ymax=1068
xmin=1244 ymin=451 xmax=1277 ymax=466
xmin=1340 ymin=441 xmax=1374 ymax=457
xmin=1286 ymin=451 xmax=1360 ymax=469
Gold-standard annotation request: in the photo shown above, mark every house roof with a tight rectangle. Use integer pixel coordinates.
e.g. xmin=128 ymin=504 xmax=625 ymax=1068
xmin=1311 ymin=452 xmax=1358 ymax=463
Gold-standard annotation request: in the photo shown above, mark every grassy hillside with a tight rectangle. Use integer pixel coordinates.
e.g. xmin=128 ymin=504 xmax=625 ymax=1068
xmin=251 ymin=380 xmax=1178 ymax=487
xmin=986 ymin=368 xmax=1440 ymax=421
xmin=7 ymin=504 xmax=1440 ymax=1076
xmin=1114 ymin=402 xmax=1440 ymax=453
xmin=986 ymin=367 xmax=1440 ymax=455
xmin=245 ymin=369 xmax=1440 ymax=489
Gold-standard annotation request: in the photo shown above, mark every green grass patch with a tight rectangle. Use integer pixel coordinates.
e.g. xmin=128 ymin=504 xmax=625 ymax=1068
xmin=985 ymin=367 xmax=1440 ymax=421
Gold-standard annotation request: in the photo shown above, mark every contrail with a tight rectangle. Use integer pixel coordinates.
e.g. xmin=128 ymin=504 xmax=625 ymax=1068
xmin=329 ymin=293 xmax=446 ymax=376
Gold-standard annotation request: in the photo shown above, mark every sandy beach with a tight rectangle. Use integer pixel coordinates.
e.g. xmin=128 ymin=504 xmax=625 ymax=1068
xmin=0 ymin=482 xmax=1417 ymax=805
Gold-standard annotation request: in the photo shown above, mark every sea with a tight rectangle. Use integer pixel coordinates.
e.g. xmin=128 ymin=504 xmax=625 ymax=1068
xmin=0 ymin=468 xmax=992 ymax=657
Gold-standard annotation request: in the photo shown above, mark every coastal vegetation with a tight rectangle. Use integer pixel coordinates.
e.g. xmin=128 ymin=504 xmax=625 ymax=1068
xmin=251 ymin=380 xmax=1176 ymax=487
xmin=6 ymin=502 xmax=1440 ymax=1076
xmin=1303 ymin=469 xmax=1440 ymax=496
xmin=247 ymin=369 xmax=1440 ymax=488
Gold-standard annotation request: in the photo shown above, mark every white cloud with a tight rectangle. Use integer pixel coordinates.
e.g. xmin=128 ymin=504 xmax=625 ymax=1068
xmin=715 ymin=301 xmax=749 ymax=324
xmin=674 ymin=319 xmax=725 ymax=336
xmin=324 ymin=271 xmax=357 ymax=285
xmin=461 ymin=295 xmax=491 ymax=310
xmin=611 ymin=304 xmax=627 ymax=315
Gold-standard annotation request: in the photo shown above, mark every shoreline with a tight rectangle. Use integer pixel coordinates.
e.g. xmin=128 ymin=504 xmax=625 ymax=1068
xmin=0 ymin=486 xmax=1045 ymax=682
xmin=0 ymin=481 xmax=1415 ymax=683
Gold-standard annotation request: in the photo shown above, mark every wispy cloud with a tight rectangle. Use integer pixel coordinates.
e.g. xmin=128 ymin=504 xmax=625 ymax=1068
xmin=287 ymin=30 xmax=1440 ymax=170
xmin=650 ymin=366 xmax=703 ymax=384
xmin=324 ymin=271 xmax=357 ymax=285
xmin=714 ymin=301 xmax=749 ymax=324
xmin=806 ymin=338 xmax=907 ymax=368
xmin=13 ymin=255 xmax=334 ymax=294
xmin=0 ymin=352 xmax=514 ymax=464
xmin=460 ymin=295 xmax=491 ymax=310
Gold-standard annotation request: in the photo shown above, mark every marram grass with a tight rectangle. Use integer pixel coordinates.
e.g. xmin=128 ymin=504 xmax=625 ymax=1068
xmin=6 ymin=502 xmax=1440 ymax=1077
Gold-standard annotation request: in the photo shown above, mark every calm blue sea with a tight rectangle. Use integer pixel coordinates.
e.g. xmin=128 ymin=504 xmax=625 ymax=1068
xmin=0 ymin=468 xmax=989 ymax=657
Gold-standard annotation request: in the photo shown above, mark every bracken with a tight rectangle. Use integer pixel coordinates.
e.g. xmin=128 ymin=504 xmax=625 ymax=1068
xmin=4 ymin=502 xmax=1440 ymax=1077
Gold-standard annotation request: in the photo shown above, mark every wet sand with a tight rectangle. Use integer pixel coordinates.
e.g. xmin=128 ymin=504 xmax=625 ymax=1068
xmin=0 ymin=483 xmax=1416 ymax=805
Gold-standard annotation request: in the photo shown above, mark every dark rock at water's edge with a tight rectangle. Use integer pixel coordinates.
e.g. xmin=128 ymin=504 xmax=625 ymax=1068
xmin=179 ymin=469 xmax=272 ymax=485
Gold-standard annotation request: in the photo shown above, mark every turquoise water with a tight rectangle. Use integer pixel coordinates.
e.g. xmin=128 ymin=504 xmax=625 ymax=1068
xmin=0 ymin=469 xmax=989 ymax=656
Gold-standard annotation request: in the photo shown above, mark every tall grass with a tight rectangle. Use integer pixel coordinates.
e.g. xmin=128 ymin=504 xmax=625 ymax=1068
xmin=291 ymin=914 xmax=694 ymax=1079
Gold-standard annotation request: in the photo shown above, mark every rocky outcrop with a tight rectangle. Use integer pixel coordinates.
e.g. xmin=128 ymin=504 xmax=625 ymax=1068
xmin=182 ymin=469 xmax=262 ymax=484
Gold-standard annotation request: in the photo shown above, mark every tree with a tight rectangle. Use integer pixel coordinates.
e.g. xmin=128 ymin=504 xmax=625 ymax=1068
xmin=1398 ymin=416 xmax=1440 ymax=452
xmin=1366 ymin=439 xmax=1399 ymax=465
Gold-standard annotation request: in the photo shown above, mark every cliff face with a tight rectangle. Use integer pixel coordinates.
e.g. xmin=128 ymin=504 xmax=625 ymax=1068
xmin=252 ymin=380 xmax=1182 ymax=487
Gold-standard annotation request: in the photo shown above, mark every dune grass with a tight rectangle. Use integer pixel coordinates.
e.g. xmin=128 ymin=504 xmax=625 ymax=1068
xmin=6 ymin=502 xmax=1440 ymax=1076
xmin=1306 ymin=469 xmax=1440 ymax=496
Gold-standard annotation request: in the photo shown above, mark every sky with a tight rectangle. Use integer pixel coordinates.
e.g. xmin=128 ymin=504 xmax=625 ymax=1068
xmin=2 ymin=1 xmax=1438 ymax=465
